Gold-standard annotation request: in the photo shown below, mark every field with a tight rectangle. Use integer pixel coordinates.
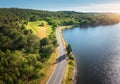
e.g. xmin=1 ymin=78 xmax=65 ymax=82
xmin=26 ymin=21 xmax=52 ymax=38
xmin=25 ymin=20 xmax=58 ymax=84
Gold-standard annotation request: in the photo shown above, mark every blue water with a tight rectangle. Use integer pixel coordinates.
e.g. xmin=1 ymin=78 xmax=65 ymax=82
xmin=63 ymin=23 xmax=120 ymax=84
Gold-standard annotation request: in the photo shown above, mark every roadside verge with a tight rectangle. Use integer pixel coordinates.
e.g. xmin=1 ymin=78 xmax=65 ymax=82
xmin=59 ymin=26 xmax=77 ymax=84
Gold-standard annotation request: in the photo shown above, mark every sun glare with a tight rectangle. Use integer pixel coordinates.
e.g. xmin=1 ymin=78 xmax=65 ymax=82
xmin=66 ymin=3 xmax=120 ymax=13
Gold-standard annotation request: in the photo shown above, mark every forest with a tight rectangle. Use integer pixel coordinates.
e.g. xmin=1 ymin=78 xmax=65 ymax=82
xmin=0 ymin=8 xmax=120 ymax=84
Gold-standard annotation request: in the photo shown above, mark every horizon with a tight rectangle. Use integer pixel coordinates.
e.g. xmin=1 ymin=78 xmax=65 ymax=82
xmin=0 ymin=0 xmax=120 ymax=13
xmin=0 ymin=7 xmax=120 ymax=14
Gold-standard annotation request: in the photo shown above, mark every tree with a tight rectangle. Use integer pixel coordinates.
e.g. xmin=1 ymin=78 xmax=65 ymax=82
xmin=40 ymin=38 xmax=49 ymax=46
xmin=66 ymin=44 xmax=72 ymax=55
xmin=79 ymin=20 xmax=90 ymax=27
xmin=0 ymin=8 xmax=120 ymax=84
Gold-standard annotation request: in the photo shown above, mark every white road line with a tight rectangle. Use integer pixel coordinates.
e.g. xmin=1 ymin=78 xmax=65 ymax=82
xmin=58 ymin=58 xmax=67 ymax=84
xmin=53 ymin=58 xmax=62 ymax=84
xmin=47 ymin=47 xmax=59 ymax=84
xmin=47 ymin=28 xmax=60 ymax=84
xmin=47 ymin=27 xmax=67 ymax=84
xmin=53 ymin=46 xmax=63 ymax=84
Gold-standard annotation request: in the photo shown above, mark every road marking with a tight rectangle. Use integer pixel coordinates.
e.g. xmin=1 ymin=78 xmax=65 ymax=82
xmin=58 ymin=57 xmax=67 ymax=84
xmin=52 ymin=45 xmax=63 ymax=84
xmin=47 ymin=29 xmax=60 ymax=84
xmin=52 ymin=39 xmax=63 ymax=83
xmin=53 ymin=57 xmax=62 ymax=84
xmin=47 ymin=47 xmax=59 ymax=84
xmin=47 ymin=27 xmax=67 ymax=84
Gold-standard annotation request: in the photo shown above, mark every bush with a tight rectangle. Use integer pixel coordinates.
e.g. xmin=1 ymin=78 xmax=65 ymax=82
xmin=68 ymin=53 xmax=74 ymax=60
xmin=66 ymin=44 xmax=72 ymax=55
xmin=69 ymin=61 xmax=74 ymax=66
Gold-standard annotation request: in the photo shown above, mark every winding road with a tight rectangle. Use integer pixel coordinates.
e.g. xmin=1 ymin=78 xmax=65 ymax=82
xmin=47 ymin=27 xmax=67 ymax=84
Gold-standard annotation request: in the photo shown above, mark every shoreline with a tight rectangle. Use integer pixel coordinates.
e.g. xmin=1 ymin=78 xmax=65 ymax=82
xmin=60 ymin=26 xmax=77 ymax=84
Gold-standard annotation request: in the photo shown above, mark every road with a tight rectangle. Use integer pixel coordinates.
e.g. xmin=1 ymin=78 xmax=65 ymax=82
xmin=47 ymin=27 xmax=67 ymax=84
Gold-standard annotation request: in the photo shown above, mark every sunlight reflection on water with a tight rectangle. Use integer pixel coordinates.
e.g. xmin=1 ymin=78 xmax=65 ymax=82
xmin=63 ymin=23 xmax=120 ymax=84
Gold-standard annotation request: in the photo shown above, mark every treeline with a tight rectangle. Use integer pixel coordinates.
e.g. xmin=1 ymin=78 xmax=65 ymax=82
xmin=0 ymin=8 xmax=58 ymax=84
xmin=0 ymin=23 xmax=57 ymax=84
xmin=0 ymin=8 xmax=120 ymax=27
xmin=0 ymin=8 xmax=120 ymax=84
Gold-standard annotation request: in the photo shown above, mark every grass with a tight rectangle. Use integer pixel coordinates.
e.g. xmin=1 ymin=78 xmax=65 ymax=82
xmin=26 ymin=23 xmax=76 ymax=84
xmin=26 ymin=21 xmax=52 ymax=38
xmin=39 ymin=48 xmax=58 ymax=84
xmin=26 ymin=21 xmax=42 ymax=35
xmin=60 ymin=26 xmax=76 ymax=84
xmin=61 ymin=25 xmax=74 ymax=31
xmin=27 ymin=48 xmax=58 ymax=84
xmin=26 ymin=20 xmax=57 ymax=84
xmin=63 ymin=59 xmax=75 ymax=84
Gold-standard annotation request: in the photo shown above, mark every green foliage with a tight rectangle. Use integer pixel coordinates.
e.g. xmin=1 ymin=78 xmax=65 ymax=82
xmin=0 ymin=49 xmax=44 ymax=83
xmin=66 ymin=44 xmax=72 ymax=55
xmin=39 ymin=38 xmax=54 ymax=62
xmin=0 ymin=8 xmax=120 ymax=27
xmin=39 ymin=22 xmax=44 ymax=27
xmin=69 ymin=60 xmax=74 ymax=66
xmin=30 ymin=16 xmax=39 ymax=22
xmin=0 ymin=8 xmax=120 ymax=84
xmin=68 ymin=53 xmax=74 ymax=60
xmin=80 ymin=20 xmax=90 ymax=27
xmin=0 ymin=8 xmax=60 ymax=84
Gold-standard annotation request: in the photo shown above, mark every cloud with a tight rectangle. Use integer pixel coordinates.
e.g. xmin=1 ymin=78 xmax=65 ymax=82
xmin=52 ymin=3 xmax=120 ymax=13
xmin=75 ymin=3 xmax=120 ymax=13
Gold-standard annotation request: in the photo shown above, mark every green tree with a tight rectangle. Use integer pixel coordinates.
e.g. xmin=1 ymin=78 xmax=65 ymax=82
xmin=66 ymin=44 xmax=72 ymax=55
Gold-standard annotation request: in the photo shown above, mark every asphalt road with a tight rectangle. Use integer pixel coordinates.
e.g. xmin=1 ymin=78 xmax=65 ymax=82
xmin=47 ymin=27 xmax=67 ymax=84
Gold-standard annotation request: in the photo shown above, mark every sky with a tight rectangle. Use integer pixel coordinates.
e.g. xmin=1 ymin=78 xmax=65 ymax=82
xmin=0 ymin=0 xmax=120 ymax=13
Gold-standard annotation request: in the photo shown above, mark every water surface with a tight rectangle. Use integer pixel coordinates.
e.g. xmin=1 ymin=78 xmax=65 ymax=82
xmin=63 ymin=23 xmax=120 ymax=84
